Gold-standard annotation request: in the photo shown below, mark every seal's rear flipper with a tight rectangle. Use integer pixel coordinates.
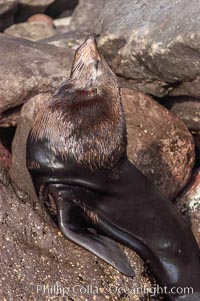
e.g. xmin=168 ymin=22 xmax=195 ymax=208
xmin=48 ymin=184 xmax=135 ymax=277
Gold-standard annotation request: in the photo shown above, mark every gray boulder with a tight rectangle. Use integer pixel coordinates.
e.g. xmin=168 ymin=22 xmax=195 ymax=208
xmin=0 ymin=34 xmax=73 ymax=114
xmin=98 ymin=0 xmax=200 ymax=98
xmin=68 ymin=0 xmax=200 ymax=98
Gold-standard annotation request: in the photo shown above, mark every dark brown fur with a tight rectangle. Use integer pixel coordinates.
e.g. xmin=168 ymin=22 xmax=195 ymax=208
xmin=30 ymin=36 xmax=127 ymax=171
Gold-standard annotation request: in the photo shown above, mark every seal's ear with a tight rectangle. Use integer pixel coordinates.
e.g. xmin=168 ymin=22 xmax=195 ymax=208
xmin=48 ymin=184 xmax=135 ymax=277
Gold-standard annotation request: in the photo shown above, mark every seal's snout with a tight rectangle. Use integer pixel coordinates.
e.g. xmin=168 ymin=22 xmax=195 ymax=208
xmin=70 ymin=34 xmax=101 ymax=81
xmin=82 ymin=34 xmax=101 ymax=62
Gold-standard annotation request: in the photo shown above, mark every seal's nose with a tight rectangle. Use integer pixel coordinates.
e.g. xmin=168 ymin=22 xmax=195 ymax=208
xmin=85 ymin=34 xmax=96 ymax=44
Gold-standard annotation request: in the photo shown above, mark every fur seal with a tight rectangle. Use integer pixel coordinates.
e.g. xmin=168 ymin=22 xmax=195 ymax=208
xmin=26 ymin=35 xmax=200 ymax=301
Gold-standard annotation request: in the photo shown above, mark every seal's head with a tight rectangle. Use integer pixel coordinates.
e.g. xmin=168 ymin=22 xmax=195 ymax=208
xmin=29 ymin=34 xmax=126 ymax=172
xmin=69 ymin=35 xmax=118 ymax=97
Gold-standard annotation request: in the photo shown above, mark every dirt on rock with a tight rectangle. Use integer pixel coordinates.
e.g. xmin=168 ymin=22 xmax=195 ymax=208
xmin=0 ymin=172 xmax=154 ymax=301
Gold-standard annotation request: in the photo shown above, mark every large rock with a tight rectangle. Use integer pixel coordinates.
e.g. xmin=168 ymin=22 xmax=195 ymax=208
xmin=122 ymin=89 xmax=195 ymax=200
xmin=5 ymin=22 xmax=56 ymax=41
xmin=99 ymin=0 xmax=200 ymax=98
xmin=70 ymin=0 xmax=200 ymax=98
xmin=0 ymin=0 xmax=18 ymax=31
xmin=0 ymin=34 xmax=73 ymax=114
xmin=0 ymin=180 xmax=152 ymax=301
xmin=175 ymin=168 xmax=200 ymax=246
xmin=10 ymin=88 xmax=195 ymax=203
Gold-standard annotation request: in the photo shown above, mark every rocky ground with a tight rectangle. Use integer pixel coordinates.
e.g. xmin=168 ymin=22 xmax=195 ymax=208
xmin=0 ymin=0 xmax=200 ymax=300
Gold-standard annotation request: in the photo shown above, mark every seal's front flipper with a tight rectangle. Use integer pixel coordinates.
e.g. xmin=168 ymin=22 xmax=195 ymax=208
xmin=48 ymin=184 xmax=135 ymax=277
